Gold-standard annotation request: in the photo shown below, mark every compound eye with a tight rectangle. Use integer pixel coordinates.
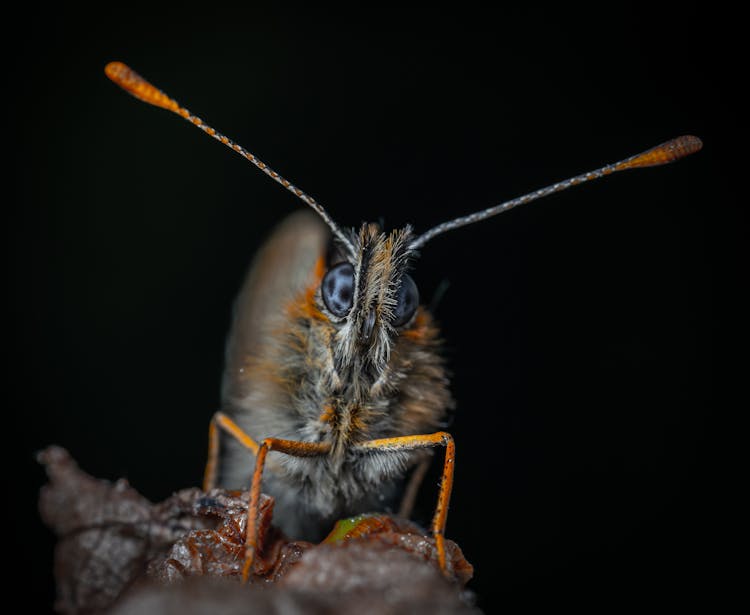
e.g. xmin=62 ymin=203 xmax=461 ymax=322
xmin=322 ymin=262 xmax=355 ymax=317
xmin=392 ymin=274 xmax=419 ymax=327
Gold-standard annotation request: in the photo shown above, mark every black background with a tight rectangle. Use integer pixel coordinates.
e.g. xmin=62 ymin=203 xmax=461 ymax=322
xmin=8 ymin=5 xmax=743 ymax=612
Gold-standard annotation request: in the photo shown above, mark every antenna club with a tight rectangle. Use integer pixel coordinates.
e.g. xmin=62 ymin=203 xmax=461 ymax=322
xmin=616 ymin=135 xmax=703 ymax=170
xmin=104 ymin=61 xmax=180 ymax=113
xmin=410 ymin=134 xmax=702 ymax=249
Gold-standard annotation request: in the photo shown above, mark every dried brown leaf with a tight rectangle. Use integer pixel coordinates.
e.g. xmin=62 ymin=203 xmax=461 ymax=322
xmin=38 ymin=446 xmax=479 ymax=614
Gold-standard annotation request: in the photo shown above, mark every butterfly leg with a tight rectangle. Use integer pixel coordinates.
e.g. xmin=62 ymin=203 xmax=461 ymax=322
xmin=242 ymin=437 xmax=331 ymax=581
xmin=355 ymin=432 xmax=455 ymax=574
xmin=398 ymin=454 xmax=431 ymax=519
xmin=203 ymin=413 xmax=332 ymax=582
xmin=203 ymin=411 xmax=260 ymax=491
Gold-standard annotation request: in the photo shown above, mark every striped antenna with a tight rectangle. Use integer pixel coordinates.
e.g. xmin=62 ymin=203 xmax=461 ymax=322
xmin=104 ymin=62 xmax=355 ymax=255
xmin=410 ymin=135 xmax=703 ymax=249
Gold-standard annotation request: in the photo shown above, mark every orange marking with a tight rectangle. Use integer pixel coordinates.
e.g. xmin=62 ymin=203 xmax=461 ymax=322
xmin=318 ymin=404 xmax=335 ymax=424
xmin=400 ymin=309 xmax=429 ymax=341
xmin=313 ymin=255 xmax=326 ymax=280
xmin=353 ymin=409 xmax=368 ymax=432
xmin=287 ymin=256 xmax=329 ymax=323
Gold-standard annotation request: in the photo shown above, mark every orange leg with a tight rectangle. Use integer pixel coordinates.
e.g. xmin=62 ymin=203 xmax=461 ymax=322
xmin=355 ymin=432 xmax=455 ymax=573
xmin=242 ymin=437 xmax=331 ymax=581
xmin=203 ymin=412 xmax=331 ymax=582
xmin=204 ymin=415 xmax=454 ymax=579
xmin=203 ymin=411 xmax=260 ymax=491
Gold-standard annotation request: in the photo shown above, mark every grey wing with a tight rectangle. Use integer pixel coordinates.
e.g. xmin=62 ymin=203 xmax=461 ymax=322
xmin=218 ymin=209 xmax=329 ymax=488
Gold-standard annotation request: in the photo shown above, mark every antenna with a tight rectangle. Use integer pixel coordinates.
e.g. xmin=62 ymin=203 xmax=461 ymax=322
xmin=104 ymin=62 xmax=356 ymax=255
xmin=410 ymin=135 xmax=703 ymax=249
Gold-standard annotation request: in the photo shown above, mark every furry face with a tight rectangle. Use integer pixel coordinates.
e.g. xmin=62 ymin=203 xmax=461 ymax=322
xmin=325 ymin=223 xmax=418 ymax=388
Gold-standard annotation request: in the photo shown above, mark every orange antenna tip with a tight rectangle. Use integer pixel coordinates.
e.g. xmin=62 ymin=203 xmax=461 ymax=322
xmin=410 ymin=134 xmax=703 ymax=248
xmin=104 ymin=61 xmax=179 ymax=113
xmin=615 ymin=135 xmax=703 ymax=171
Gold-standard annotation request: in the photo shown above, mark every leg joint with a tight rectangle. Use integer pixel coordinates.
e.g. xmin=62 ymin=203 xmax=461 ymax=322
xmin=435 ymin=431 xmax=453 ymax=447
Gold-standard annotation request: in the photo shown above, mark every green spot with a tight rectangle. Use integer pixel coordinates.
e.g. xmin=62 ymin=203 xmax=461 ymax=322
xmin=323 ymin=513 xmax=373 ymax=544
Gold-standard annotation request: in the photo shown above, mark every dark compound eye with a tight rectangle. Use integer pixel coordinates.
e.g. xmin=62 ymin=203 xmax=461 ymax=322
xmin=322 ymin=262 xmax=355 ymax=317
xmin=392 ymin=274 xmax=419 ymax=327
